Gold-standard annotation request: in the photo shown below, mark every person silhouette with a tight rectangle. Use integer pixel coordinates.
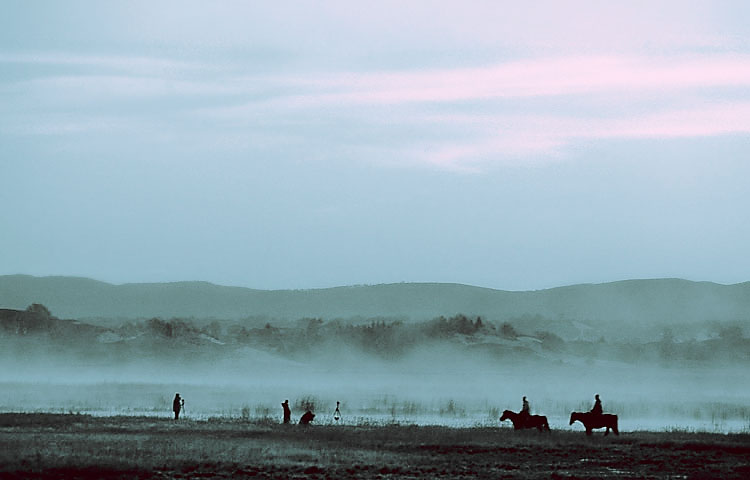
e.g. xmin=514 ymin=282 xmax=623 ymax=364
xmin=591 ymin=394 xmax=603 ymax=416
xmin=173 ymin=393 xmax=183 ymax=420
xmin=282 ymin=399 xmax=291 ymax=424
xmin=299 ymin=410 xmax=315 ymax=425
xmin=520 ymin=396 xmax=531 ymax=424
xmin=333 ymin=401 xmax=341 ymax=422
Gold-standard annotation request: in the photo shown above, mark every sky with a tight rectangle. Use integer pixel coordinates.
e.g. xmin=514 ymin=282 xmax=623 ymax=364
xmin=1 ymin=0 xmax=750 ymax=291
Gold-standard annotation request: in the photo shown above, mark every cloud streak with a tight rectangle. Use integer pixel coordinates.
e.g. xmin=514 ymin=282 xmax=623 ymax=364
xmin=11 ymin=52 xmax=750 ymax=103
xmin=267 ymin=54 xmax=750 ymax=106
xmin=4 ymin=52 xmax=750 ymax=170
xmin=415 ymin=102 xmax=750 ymax=169
xmin=191 ymin=54 xmax=750 ymax=168
xmin=0 ymin=52 xmax=198 ymax=75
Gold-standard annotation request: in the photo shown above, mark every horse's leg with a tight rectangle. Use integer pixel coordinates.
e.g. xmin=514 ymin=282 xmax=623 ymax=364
xmin=586 ymin=427 xmax=592 ymax=436
xmin=604 ymin=427 xmax=609 ymax=436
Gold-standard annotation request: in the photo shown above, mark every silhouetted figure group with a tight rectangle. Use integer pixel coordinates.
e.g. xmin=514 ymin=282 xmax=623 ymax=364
xmin=278 ymin=399 xmax=341 ymax=426
xmin=500 ymin=394 xmax=616 ymax=434
xmin=169 ymin=392 xmax=613 ymax=433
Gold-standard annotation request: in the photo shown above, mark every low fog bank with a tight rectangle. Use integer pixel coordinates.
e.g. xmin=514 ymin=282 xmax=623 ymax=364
xmin=0 ymin=356 xmax=747 ymax=433
xmin=2 ymin=305 xmax=748 ymax=369
xmin=1 ymin=304 xmax=749 ymax=432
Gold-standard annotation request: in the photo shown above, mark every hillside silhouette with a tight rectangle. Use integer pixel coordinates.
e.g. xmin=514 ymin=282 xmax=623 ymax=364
xmin=1 ymin=276 xmax=749 ymax=332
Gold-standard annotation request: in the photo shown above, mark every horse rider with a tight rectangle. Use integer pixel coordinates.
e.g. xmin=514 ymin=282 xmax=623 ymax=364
xmin=591 ymin=394 xmax=603 ymax=416
xmin=520 ymin=396 xmax=531 ymax=423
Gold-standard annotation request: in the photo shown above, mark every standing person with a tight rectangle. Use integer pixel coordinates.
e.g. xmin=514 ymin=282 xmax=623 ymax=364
xmin=173 ymin=393 xmax=183 ymax=420
xmin=591 ymin=394 xmax=603 ymax=416
xmin=282 ymin=399 xmax=291 ymax=424
xmin=333 ymin=401 xmax=341 ymax=422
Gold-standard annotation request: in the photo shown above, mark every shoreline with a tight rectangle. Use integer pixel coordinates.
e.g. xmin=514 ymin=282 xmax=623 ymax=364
xmin=1 ymin=413 xmax=749 ymax=478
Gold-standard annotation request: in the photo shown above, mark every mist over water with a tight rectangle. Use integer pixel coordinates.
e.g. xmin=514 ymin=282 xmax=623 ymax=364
xmin=1 ymin=343 xmax=747 ymax=433
xmin=1 ymin=279 xmax=748 ymax=434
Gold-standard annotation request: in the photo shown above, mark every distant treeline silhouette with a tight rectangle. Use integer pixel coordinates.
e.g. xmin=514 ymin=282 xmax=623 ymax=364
xmin=1 ymin=306 xmax=748 ymax=365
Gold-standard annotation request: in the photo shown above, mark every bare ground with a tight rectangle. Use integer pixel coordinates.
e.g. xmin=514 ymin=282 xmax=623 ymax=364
xmin=0 ymin=414 xmax=748 ymax=479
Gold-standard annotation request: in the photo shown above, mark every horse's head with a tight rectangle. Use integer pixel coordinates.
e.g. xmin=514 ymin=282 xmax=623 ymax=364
xmin=499 ymin=410 xmax=513 ymax=421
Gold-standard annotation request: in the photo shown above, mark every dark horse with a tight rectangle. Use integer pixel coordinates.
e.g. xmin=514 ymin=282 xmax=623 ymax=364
xmin=500 ymin=410 xmax=550 ymax=432
xmin=569 ymin=412 xmax=619 ymax=436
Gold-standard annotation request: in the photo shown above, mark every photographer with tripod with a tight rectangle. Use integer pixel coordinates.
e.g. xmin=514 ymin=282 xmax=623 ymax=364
xmin=173 ymin=393 xmax=184 ymax=420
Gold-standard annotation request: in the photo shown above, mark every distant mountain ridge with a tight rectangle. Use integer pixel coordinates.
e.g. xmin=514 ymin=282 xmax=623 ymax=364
xmin=0 ymin=275 xmax=749 ymax=327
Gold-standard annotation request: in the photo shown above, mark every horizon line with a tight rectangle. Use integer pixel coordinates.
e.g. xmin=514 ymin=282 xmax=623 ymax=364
xmin=2 ymin=273 xmax=747 ymax=293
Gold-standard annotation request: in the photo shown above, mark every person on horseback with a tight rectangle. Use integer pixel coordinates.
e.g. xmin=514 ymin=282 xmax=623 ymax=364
xmin=520 ymin=396 xmax=531 ymax=425
xmin=591 ymin=394 xmax=603 ymax=416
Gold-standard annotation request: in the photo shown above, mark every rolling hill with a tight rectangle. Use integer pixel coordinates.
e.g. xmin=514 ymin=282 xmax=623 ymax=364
xmin=1 ymin=275 xmax=749 ymax=330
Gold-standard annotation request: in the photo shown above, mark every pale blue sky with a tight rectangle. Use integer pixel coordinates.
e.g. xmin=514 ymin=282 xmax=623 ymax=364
xmin=2 ymin=1 xmax=749 ymax=290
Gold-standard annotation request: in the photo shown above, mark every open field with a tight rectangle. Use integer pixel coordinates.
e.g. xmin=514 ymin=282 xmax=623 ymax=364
xmin=0 ymin=414 xmax=749 ymax=479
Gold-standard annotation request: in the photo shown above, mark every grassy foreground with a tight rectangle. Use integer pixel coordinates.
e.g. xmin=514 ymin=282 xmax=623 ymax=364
xmin=0 ymin=413 xmax=749 ymax=479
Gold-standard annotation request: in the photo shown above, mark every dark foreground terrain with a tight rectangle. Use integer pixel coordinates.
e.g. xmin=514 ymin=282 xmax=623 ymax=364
xmin=0 ymin=414 xmax=748 ymax=479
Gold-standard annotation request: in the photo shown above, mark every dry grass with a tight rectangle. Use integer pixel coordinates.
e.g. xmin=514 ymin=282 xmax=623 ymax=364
xmin=0 ymin=413 xmax=749 ymax=479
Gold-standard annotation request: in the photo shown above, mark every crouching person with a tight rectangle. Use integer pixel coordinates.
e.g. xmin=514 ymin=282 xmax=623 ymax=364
xmin=299 ymin=410 xmax=315 ymax=425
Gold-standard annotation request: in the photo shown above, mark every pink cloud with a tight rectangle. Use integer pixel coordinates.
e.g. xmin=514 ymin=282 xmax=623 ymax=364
xmin=10 ymin=51 xmax=748 ymax=171
xmin=417 ymin=102 xmax=750 ymax=169
xmin=287 ymin=54 xmax=750 ymax=105
xmin=196 ymin=54 xmax=750 ymax=170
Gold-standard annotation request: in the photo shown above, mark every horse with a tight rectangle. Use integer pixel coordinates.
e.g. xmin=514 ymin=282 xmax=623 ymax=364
xmin=500 ymin=410 xmax=551 ymax=432
xmin=569 ymin=411 xmax=619 ymax=436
